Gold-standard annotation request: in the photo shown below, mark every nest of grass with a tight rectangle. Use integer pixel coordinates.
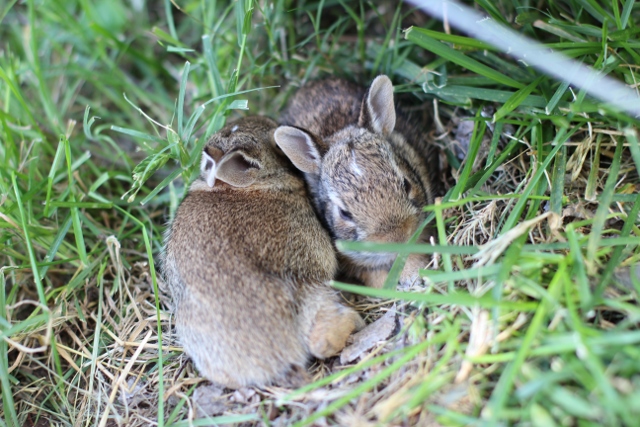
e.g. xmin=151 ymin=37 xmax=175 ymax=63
xmin=6 ymin=104 xmax=638 ymax=426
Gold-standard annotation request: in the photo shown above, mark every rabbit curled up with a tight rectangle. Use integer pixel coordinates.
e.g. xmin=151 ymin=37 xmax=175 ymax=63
xmin=275 ymin=75 xmax=441 ymax=289
xmin=161 ymin=116 xmax=363 ymax=388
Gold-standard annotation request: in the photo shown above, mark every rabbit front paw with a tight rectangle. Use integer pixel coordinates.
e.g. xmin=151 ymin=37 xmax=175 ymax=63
xmin=399 ymin=254 xmax=427 ymax=287
xmin=309 ymin=308 xmax=364 ymax=359
xmin=359 ymin=269 xmax=389 ymax=289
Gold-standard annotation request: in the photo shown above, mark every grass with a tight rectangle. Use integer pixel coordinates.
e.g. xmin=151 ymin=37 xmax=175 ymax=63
xmin=1 ymin=0 xmax=640 ymax=425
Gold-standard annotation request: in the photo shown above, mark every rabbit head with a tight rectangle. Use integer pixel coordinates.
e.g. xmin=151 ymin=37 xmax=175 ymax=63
xmin=275 ymin=76 xmax=430 ymax=269
xmin=201 ymin=116 xmax=288 ymax=188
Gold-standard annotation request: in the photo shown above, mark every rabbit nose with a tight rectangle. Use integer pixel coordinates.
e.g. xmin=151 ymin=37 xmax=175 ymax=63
xmin=369 ymin=215 xmax=418 ymax=243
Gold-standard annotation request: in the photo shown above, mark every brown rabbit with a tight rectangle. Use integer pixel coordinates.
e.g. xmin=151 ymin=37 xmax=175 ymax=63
xmin=274 ymin=76 xmax=439 ymax=289
xmin=161 ymin=116 xmax=363 ymax=389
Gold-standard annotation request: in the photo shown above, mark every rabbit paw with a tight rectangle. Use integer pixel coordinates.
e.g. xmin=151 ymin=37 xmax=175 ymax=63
xmin=309 ymin=308 xmax=364 ymax=359
xmin=359 ymin=269 xmax=388 ymax=289
xmin=399 ymin=254 xmax=427 ymax=287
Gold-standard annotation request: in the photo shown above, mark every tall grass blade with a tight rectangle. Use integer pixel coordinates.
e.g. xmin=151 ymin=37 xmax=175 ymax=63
xmin=11 ymin=173 xmax=45 ymax=304
xmin=405 ymin=27 xmax=524 ymax=89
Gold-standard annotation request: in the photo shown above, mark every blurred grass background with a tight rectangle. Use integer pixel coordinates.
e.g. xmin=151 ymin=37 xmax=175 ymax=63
xmin=2 ymin=0 xmax=640 ymax=426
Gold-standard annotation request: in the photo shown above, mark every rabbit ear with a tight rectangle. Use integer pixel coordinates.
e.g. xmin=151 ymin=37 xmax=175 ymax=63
xmin=359 ymin=75 xmax=396 ymax=136
xmin=215 ymin=150 xmax=261 ymax=188
xmin=274 ymin=126 xmax=321 ymax=174
xmin=201 ymin=146 xmax=224 ymax=187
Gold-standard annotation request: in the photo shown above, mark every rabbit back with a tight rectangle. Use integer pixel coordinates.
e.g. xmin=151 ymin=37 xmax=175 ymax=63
xmin=163 ymin=180 xmax=339 ymax=387
xmin=281 ymin=78 xmax=365 ymax=141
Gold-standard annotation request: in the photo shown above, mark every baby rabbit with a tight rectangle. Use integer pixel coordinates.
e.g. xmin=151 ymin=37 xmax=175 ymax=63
xmin=161 ymin=116 xmax=363 ymax=389
xmin=274 ymin=76 xmax=439 ymax=289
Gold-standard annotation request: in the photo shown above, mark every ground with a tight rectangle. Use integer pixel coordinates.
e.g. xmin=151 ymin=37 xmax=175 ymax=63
xmin=2 ymin=1 xmax=640 ymax=426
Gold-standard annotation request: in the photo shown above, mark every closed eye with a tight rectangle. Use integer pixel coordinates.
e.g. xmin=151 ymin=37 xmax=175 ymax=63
xmin=402 ymin=178 xmax=412 ymax=196
xmin=339 ymin=208 xmax=353 ymax=221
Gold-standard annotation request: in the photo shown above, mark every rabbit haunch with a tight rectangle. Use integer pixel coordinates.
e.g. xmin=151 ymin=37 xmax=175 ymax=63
xmin=161 ymin=116 xmax=363 ymax=388
xmin=275 ymin=75 xmax=439 ymax=289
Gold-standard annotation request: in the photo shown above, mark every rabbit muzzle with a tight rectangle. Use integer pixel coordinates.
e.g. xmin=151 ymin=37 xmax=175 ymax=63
xmin=367 ymin=215 xmax=419 ymax=244
xmin=338 ymin=214 xmax=419 ymax=268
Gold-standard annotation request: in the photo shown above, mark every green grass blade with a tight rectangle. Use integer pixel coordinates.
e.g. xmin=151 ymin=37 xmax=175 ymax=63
xmin=621 ymin=0 xmax=635 ymax=29
xmin=451 ymin=112 xmax=486 ymax=200
xmin=596 ymin=192 xmax=640 ymax=298
xmin=408 ymin=27 xmax=495 ymax=50
xmin=43 ymin=139 xmax=66 ymax=217
xmin=493 ymin=76 xmax=544 ymax=122
xmin=586 ymin=136 xmax=623 ymax=266
xmin=177 ymin=61 xmax=191 ymax=139
xmin=624 ymin=127 xmax=640 ymax=177
xmin=421 ymin=85 xmax=550 ymax=108
xmin=202 ymin=35 xmax=225 ymax=99
xmin=585 ymin=134 xmax=603 ymax=201
xmin=474 ymin=0 xmax=509 ymax=24
xmin=139 ymin=167 xmax=182 ymax=206
xmin=549 ymin=144 xmax=566 ymax=220
xmin=433 ymin=199 xmax=453 ymax=291
xmin=337 ymin=241 xmax=479 ymax=255
xmin=164 ymin=0 xmax=178 ymax=40
xmin=332 ymin=281 xmax=537 ymax=311
xmin=485 ymin=261 xmax=566 ymax=423
xmin=501 ymin=126 xmax=577 ymax=233
xmin=405 ymin=27 xmax=524 ymax=89
xmin=37 ymin=215 xmax=73 ymax=285
xmin=0 ymin=271 xmax=19 ymax=427
xmin=11 ymin=172 xmax=45 ymax=304
xmin=566 ymin=225 xmax=591 ymax=308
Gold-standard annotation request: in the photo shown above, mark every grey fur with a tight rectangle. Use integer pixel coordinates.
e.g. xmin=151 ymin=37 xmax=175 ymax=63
xmin=276 ymin=76 xmax=438 ymax=288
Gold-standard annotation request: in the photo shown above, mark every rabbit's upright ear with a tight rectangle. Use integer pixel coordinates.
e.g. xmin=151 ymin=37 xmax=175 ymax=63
xmin=201 ymin=146 xmax=224 ymax=187
xmin=274 ymin=126 xmax=321 ymax=175
xmin=359 ymin=75 xmax=396 ymax=136
xmin=215 ymin=150 xmax=261 ymax=188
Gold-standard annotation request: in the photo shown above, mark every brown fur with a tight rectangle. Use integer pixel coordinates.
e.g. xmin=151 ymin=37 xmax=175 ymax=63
xmin=161 ymin=116 xmax=363 ymax=388
xmin=276 ymin=76 xmax=439 ymax=288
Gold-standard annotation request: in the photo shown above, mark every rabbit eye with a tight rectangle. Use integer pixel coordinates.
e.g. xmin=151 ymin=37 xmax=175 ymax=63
xmin=339 ymin=208 xmax=353 ymax=221
xmin=402 ymin=178 xmax=412 ymax=196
